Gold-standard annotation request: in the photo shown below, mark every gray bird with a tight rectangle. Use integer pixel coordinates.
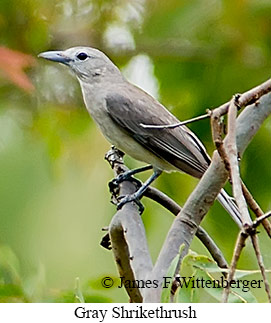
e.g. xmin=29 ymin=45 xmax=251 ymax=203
xmin=38 ymin=46 xmax=242 ymax=227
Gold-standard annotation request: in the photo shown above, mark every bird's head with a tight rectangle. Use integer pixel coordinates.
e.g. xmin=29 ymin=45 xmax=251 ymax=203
xmin=38 ymin=46 xmax=122 ymax=83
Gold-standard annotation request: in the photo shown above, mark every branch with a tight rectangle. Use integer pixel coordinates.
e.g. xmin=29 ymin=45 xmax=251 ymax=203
xmin=250 ymin=234 xmax=271 ymax=302
xmin=103 ymin=172 xmax=228 ymax=283
xmin=144 ymin=88 xmax=271 ymax=302
xmin=241 ymin=182 xmax=271 ymax=237
xmin=144 ymin=151 xmax=228 ymax=302
xmin=222 ymin=227 xmax=271 ymax=303
xmin=105 ymin=147 xmax=153 ymax=302
xmin=253 ymin=211 xmax=271 ymax=228
xmin=222 ymin=231 xmax=248 ymax=302
xmin=214 ymin=78 xmax=271 ymax=117
xmin=216 ymin=94 xmax=271 ymax=302
xmin=104 ymin=152 xmax=228 ymax=300
xmin=144 ymin=186 xmax=181 ymax=215
xmin=109 ymin=213 xmax=143 ymax=302
xmin=211 ymin=89 xmax=271 ymax=237
xmin=140 ymin=78 xmax=271 ymax=130
xmin=225 ymin=95 xmax=252 ymax=226
xmin=196 ymin=226 xmax=228 ymax=270
xmin=210 ymin=101 xmax=231 ymax=172
xmin=104 ymin=80 xmax=271 ymax=303
xmin=144 ymin=186 xmax=228 ymax=269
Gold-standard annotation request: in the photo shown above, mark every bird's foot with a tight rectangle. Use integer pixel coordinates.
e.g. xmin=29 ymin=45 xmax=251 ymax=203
xmin=117 ymin=194 xmax=145 ymax=214
xmin=109 ymin=171 xmax=142 ymax=193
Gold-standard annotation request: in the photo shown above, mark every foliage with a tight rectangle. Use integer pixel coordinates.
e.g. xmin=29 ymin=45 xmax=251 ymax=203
xmin=0 ymin=0 xmax=271 ymax=302
xmin=176 ymin=251 xmax=261 ymax=303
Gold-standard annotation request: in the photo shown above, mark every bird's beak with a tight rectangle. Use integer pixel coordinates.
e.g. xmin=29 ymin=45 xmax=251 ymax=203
xmin=38 ymin=51 xmax=72 ymax=65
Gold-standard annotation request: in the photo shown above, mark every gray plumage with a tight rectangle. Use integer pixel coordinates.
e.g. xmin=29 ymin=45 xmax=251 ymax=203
xmin=38 ymin=46 xmax=242 ymax=227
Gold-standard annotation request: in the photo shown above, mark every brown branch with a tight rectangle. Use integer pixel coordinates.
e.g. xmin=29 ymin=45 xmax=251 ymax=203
xmin=213 ymin=78 xmax=271 ymax=117
xmin=225 ymin=96 xmax=252 ymax=226
xmin=196 ymin=226 xmax=228 ymax=270
xmin=140 ymin=78 xmax=271 ymax=130
xmin=222 ymin=225 xmax=271 ymax=303
xmin=144 ymin=151 xmax=230 ymax=302
xmin=220 ymin=94 xmax=271 ymax=302
xmin=222 ymin=231 xmax=248 ymax=302
xmin=210 ymin=107 xmax=230 ymax=172
xmin=104 ymin=177 xmax=229 ymax=270
xmin=144 ymin=186 xmax=181 ymax=215
xmin=144 ymin=186 xmax=228 ymax=269
xmin=253 ymin=211 xmax=271 ymax=228
xmin=211 ymin=78 xmax=271 ymax=172
xmin=217 ymin=92 xmax=271 ymax=302
xmin=104 ymin=151 xmax=229 ymax=301
xmin=212 ymin=93 xmax=271 ymax=302
xmin=144 ymin=89 xmax=271 ymax=302
xmin=222 ymin=211 xmax=271 ymax=303
xmin=109 ymin=213 xmax=143 ymax=302
xmin=210 ymin=89 xmax=270 ymax=227
xmin=241 ymin=182 xmax=271 ymax=237
xmin=104 ymin=79 xmax=271 ymax=303
xmin=250 ymin=234 xmax=271 ymax=302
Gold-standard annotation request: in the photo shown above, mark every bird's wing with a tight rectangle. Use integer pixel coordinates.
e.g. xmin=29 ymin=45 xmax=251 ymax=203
xmin=105 ymin=88 xmax=210 ymax=177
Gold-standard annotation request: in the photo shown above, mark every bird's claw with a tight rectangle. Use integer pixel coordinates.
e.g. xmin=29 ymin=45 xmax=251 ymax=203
xmin=109 ymin=173 xmax=142 ymax=193
xmin=117 ymin=194 xmax=145 ymax=214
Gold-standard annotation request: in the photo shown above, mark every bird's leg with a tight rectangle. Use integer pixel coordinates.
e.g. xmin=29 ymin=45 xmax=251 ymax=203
xmin=117 ymin=169 xmax=162 ymax=214
xmin=109 ymin=164 xmax=153 ymax=192
xmin=113 ymin=164 xmax=153 ymax=184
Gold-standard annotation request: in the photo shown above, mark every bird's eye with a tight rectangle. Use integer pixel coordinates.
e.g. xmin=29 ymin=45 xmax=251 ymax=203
xmin=77 ymin=52 xmax=88 ymax=61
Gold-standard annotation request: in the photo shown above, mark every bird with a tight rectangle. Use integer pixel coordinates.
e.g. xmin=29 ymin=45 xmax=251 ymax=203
xmin=38 ymin=46 xmax=242 ymax=227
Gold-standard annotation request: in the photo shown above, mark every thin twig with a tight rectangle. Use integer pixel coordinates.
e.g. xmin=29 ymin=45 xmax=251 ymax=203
xmin=250 ymin=233 xmax=271 ymax=302
xmin=241 ymin=182 xmax=271 ymax=237
xmin=222 ymin=231 xmax=248 ymax=302
xmin=214 ymin=78 xmax=271 ymax=116
xmin=225 ymin=96 xmax=252 ymax=226
xmin=144 ymin=186 xmax=181 ymax=215
xmin=140 ymin=78 xmax=271 ymax=130
xmin=211 ymin=78 xmax=271 ymax=180
xmin=253 ymin=211 xmax=271 ymax=228
xmin=210 ymin=108 xmax=230 ymax=171
xmin=196 ymin=226 xmax=228 ymax=270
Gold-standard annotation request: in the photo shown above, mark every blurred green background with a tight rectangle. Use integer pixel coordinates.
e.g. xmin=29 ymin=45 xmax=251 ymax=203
xmin=0 ymin=0 xmax=271 ymax=302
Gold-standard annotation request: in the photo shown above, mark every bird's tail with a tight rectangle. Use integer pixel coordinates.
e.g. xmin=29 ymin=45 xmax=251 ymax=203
xmin=217 ymin=189 xmax=243 ymax=228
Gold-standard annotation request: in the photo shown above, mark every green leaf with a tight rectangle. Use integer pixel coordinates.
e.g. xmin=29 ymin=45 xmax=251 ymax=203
xmin=193 ymin=268 xmax=256 ymax=303
xmin=234 ymin=269 xmax=271 ymax=280
xmin=179 ymin=251 xmax=258 ymax=303
xmin=183 ymin=251 xmax=226 ymax=273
